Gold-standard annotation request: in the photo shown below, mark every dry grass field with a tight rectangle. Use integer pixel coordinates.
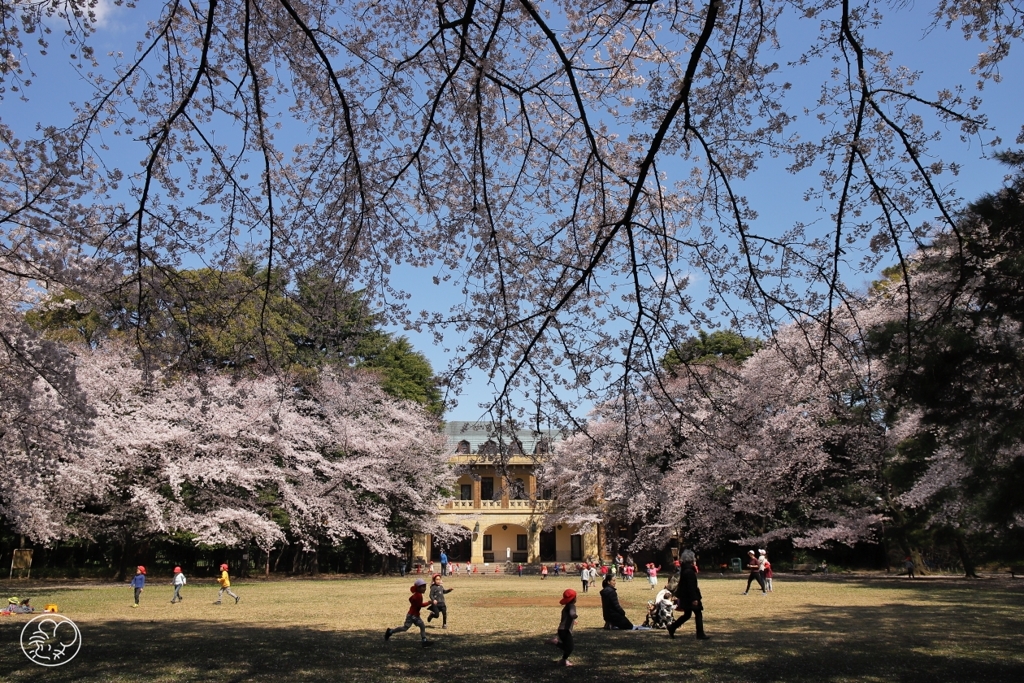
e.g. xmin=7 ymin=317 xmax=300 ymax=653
xmin=1 ymin=571 xmax=1023 ymax=682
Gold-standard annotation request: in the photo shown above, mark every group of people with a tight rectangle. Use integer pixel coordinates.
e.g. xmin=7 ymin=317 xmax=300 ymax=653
xmin=742 ymin=549 xmax=774 ymax=595
xmin=578 ymin=559 xmax=658 ymax=592
xmin=383 ymin=551 xmax=709 ymax=666
xmin=127 ymin=563 xmax=241 ymax=607
xmin=551 ymin=549 xmax=706 ymax=666
xmin=384 ymin=573 xmax=455 ymax=647
xmin=424 ymin=560 xmax=480 ymax=576
xmin=1 ymin=597 xmax=34 ymax=614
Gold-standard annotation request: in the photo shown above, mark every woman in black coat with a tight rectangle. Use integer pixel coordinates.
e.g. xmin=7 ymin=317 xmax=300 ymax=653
xmin=668 ymin=549 xmax=709 ymax=639
xmin=599 ymin=576 xmax=638 ymax=630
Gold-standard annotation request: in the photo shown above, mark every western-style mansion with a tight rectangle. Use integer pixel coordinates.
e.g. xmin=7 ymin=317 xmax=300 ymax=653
xmin=411 ymin=422 xmax=599 ymax=567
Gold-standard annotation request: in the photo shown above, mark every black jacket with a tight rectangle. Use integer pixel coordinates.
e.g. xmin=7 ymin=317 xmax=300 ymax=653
xmin=673 ymin=564 xmax=702 ymax=605
xmin=600 ymin=584 xmax=626 ymax=621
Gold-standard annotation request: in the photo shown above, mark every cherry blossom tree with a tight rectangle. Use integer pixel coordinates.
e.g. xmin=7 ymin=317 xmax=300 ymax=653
xmin=865 ymin=151 xmax=1024 ymax=575
xmin=3 ymin=338 xmax=459 ymax=571
xmin=0 ymin=255 xmax=94 ymax=544
xmin=2 ymin=0 xmax=1021 ymax=424
xmin=540 ymin=317 xmax=917 ymax=554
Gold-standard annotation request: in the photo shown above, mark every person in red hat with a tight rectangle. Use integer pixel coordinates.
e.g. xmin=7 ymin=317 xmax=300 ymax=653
xmin=130 ymin=565 xmax=146 ymax=608
xmin=384 ymin=578 xmax=434 ymax=647
xmin=215 ymin=563 xmax=240 ymax=604
xmin=171 ymin=566 xmax=187 ymax=604
xmin=548 ymin=588 xmax=577 ymax=666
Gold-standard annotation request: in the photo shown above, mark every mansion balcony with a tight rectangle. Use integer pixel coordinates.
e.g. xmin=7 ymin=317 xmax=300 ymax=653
xmin=442 ymin=498 xmax=553 ymax=512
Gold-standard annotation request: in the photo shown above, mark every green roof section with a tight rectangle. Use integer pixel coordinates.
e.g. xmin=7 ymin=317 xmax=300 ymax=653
xmin=443 ymin=421 xmax=562 ymax=455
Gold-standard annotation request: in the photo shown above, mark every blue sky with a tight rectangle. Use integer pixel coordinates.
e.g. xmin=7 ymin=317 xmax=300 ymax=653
xmin=6 ymin=1 xmax=1023 ymax=421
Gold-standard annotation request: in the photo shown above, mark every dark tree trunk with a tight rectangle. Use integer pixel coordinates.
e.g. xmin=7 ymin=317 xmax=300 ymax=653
xmin=954 ymin=534 xmax=979 ymax=578
xmin=115 ymin=535 xmax=131 ymax=582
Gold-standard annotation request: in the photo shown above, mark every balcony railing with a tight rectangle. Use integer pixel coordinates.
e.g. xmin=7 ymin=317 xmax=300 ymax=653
xmin=441 ymin=499 xmax=552 ymax=511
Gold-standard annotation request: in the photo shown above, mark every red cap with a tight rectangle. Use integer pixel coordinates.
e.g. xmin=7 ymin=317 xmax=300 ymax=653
xmin=220 ymin=563 xmax=229 ymax=571
xmin=137 ymin=565 xmax=146 ymax=574
xmin=173 ymin=566 xmax=182 ymax=573
xmin=560 ymin=588 xmax=577 ymax=605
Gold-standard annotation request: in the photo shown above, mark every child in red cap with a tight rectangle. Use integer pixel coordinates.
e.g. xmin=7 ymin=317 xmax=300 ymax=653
xmin=385 ymin=578 xmax=434 ymax=647
xmin=549 ymin=588 xmax=577 ymax=666
xmin=215 ymin=563 xmax=240 ymax=604
xmin=130 ymin=566 xmax=146 ymax=608
xmin=171 ymin=566 xmax=187 ymax=603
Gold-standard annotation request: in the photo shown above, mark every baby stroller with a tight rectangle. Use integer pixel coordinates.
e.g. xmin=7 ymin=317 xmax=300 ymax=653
xmin=643 ymin=598 xmax=675 ymax=629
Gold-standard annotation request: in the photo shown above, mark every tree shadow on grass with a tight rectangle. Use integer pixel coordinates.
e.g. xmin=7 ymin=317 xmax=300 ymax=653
xmin=1 ymin=599 xmax=1022 ymax=683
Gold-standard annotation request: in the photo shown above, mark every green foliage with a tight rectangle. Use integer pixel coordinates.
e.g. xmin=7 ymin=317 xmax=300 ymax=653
xmin=868 ymin=151 xmax=1024 ymax=565
xmin=662 ymin=330 xmax=761 ymax=373
xmin=356 ymin=334 xmax=443 ymax=415
xmin=27 ymin=261 xmax=443 ymax=413
xmin=25 ymin=289 xmax=104 ymax=346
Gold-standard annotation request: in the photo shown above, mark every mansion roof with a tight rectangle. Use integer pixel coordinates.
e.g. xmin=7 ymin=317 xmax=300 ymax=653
xmin=444 ymin=420 xmax=562 ymax=456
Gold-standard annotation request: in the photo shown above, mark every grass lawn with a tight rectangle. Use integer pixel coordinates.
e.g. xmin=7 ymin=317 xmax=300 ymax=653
xmin=1 ymin=572 xmax=1023 ymax=682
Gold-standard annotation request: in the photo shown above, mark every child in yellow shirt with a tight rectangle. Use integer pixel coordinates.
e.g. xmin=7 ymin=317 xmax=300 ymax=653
xmin=215 ymin=563 xmax=240 ymax=604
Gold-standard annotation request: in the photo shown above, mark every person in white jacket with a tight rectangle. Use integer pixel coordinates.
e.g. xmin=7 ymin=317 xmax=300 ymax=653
xmin=171 ymin=566 xmax=187 ymax=603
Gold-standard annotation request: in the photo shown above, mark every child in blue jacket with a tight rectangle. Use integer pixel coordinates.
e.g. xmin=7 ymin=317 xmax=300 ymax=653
xmin=130 ymin=566 xmax=146 ymax=607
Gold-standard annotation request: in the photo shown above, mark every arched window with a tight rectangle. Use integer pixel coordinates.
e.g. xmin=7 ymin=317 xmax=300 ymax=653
xmin=479 ymin=440 xmax=499 ymax=455
xmin=511 ymin=478 xmax=527 ymax=500
xmin=534 ymin=437 xmax=553 ymax=455
xmin=456 ymin=440 xmax=471 ymax=454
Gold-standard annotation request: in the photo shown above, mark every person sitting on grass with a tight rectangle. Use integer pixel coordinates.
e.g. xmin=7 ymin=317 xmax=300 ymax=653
xmin=385 ymin=578 xmax=434 ymax=647
xmin=599 ymin=576 xmax=649 ymax=630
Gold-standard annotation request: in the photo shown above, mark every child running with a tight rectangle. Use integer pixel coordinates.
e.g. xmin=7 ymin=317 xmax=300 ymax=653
xmin=215 ymin=563 xmax=240 ymax=604
xmin=550 ymin=588 xmax=577 ymax=666
xmin=426 ymin=573 xmax=454 ymax=629
xmin=171 ymin=566 xmax=187 ymax=603
xmin=385 ymin=578 xmax=434 ymax=647
xmin=130 ymin=565 xmax=146 ymax=608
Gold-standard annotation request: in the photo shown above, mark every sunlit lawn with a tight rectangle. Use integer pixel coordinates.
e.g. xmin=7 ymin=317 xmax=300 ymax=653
xmin=1 ymin=571 xmax=1023 ymax=682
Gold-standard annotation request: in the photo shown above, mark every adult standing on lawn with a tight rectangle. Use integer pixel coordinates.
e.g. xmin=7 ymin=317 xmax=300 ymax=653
xmin=904 ymin=556 xmax=916 ymax=579
xmin=743 ymin=550 xmax=766 ymax=595
xmin=667 ymin=550 xmax=708 ymax=640
xmin=440 ymin=550 xmax=449 ymax=577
